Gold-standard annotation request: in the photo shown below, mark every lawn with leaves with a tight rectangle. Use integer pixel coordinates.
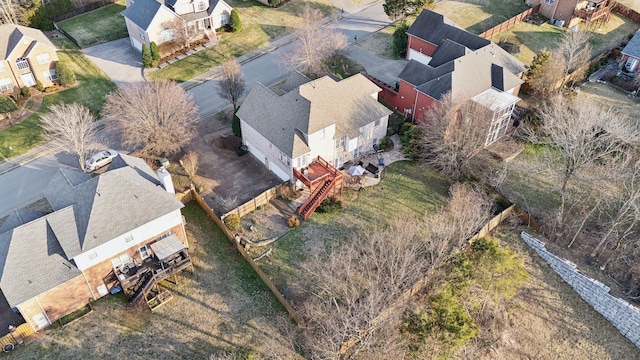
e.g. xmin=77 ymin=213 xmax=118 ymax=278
xmin=252 ymin=161 xmax=451 ymax=289
xmin=13 ymin=202 xmax=298 ymax=359
xmin=148 ymin=0 xmax=336 ymax=82
xmin=57 ymin=0 xmax=128 ymax=47
xmin=435 ymin=0 xmax=530 ymax=34
xmin=0 ymin=38 xmax=116 ymax=160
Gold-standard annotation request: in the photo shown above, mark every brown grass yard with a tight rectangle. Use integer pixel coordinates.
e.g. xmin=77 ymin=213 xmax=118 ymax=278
xmin=435 ymin=0 xmax=530 ymax=34
xmin=483 ymin=226 xmax=640 ymax=360
xmin=11 ymin=203 xmax=300 ymax=359
xmin=578 ymin=82 xmax=640 ymax=118
xmin=148 ymin=0 xmax=336 ymax=82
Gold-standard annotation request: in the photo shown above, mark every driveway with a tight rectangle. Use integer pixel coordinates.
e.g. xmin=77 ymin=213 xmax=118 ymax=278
xmin=343 ymin=44 xmax=407 ymax=85
xmin=82 ymin=38 xmax=144 ymax=86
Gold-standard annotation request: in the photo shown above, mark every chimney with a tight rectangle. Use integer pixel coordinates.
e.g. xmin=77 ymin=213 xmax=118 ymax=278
xmin=157 ymin=166 xmax=175 ymax=194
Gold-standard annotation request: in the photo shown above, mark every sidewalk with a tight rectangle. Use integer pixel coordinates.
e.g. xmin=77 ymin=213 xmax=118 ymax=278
xmin=0 ymin=143 xmax=55 ymax=176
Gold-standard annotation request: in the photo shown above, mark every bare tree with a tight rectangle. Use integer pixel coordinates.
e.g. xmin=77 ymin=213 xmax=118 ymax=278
xmin=297 ymin=184 xmax=491 ymax=359
xmin=526 ymin=95 xmax=640 ymax=236
xmin=160 ymin=18 xmax=198 ymax=54
xmin=525 ymin=49 xmax=564 ymax=100
xmin=40 ymin=103 xmax=102 ymax=172
xmin=0 ymin=0 xmax=20 ymax=24
xmin=556 ymin=29 xmax=592 ymax=85
xmin=217 ymin=59 xmax=245 ymax=111
xmin=181 ymin=151 xmax=199 ymax=179
xmin=279 ymin=5 xmax=347 ymax=78
xmin=104 ymin=81 xmax=199 ymax=157
xmin=419 ymin=93 xmax=494 ymax=181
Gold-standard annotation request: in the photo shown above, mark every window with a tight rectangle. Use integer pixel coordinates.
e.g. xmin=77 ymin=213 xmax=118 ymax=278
xmin=335 ymin=135 xmax=345 ymax=150
xmin=0 ymin=62 xmax=5 ymax=72
xmin=111 ymin=253 xmax=131 ymax=269
xmin=221 ymin=13 xmax=229 ymax=25
xmin=43 ymin=69 xmax=56 ymax=81
xmin=374 ymin=119 xmax=381 ymax=127
xmin=279 ymin=151 xmax=290 ymax=166
xmin=296 ymin=154 xmax=308 ymax=168
xmin=197 ymin=1 xmax=205 ymax=10
xmin=161 ymin=29 xmax=174 ymax=42
xmin=139 ymin=245 xmax=150 ymax=259
xmin=544 ymin=0 xmax=553 ymax=4
xmin=36 ymin=53 xmax=50 ymax=65
xmin=0 ymin=78 xmax=12 ymax=91
xmin=140 ymin=31 xmax=145 ymax=40
xmin=16 ymin=58 xmax=28 ymax=70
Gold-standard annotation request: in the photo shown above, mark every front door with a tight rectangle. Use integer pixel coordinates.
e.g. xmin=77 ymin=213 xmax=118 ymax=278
xmin=21 ymin=73 xmax=36 ymax=87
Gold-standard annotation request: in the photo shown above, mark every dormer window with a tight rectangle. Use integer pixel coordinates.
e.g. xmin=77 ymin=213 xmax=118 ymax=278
xmin=197 ymin=1 xmax=205 ymax=10
xmin=16 ymin=58 xmax=29 ymax=70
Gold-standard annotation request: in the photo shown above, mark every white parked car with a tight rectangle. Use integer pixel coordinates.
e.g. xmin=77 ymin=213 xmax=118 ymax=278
xmin=85 ymin=150 xmax=118 ymax=172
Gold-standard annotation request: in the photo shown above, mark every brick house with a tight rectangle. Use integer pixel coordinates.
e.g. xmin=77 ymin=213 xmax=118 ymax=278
xmin=0 ymin=24 xmax=58 ymax=92
xmin=526 ymin=0 xmax=613 ymax=28
xmin=381 ymin=10 xmax=527 ymax=146
xmin=0 ymin=154 xmax=189 ymax=332
xmin=621 ymin=30 xmax=640 ymax=72
xmin=121 ymin=0 xmax=233 ymax=53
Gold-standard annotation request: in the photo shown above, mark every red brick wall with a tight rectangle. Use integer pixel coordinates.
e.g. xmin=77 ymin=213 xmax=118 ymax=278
xmin=413 ymin=91 xmax=439 ymax=122
xmin=407 ymin=35 xmax=438 ymax=57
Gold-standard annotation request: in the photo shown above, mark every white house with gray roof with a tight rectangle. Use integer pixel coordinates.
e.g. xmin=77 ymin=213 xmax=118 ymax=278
xmin=121 ymin=0 xmax=232 ymax=53
xmin=0 ymin=154 xmax=187 ymax=332
xmin=236 ymin=73 xmax=392 ymax=182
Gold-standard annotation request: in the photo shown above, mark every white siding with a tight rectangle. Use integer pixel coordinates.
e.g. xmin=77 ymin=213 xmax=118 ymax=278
xmin=407 ymin=49 xmax=432 ymax=66
xmin=209 ymin=1 xmax=233 ymax=28
xmin=73 ymin=210 xmax=182 ymax=270
xmin=241 ymin=120 xmax=292 ymax=181
xmin=307 ymin=124 xmax=336 ymax=162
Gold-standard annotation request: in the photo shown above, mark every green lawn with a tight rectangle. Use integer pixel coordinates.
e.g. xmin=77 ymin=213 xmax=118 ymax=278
xmin=148 ymin=0 xmax=336 ymax=82
xmin=251 ymin=161 xmax=451 ymax=288
xmin=13 ymin=202 xmax=297 ymax=359
xmin=58 ymin=0 xmax=128 ymax=47
xmin=491 ymin=14 xmax=637 ymax=65
xmin=436 ymin=0 xmax=530 ymax=35
xmin=0 ymin=38 xmax=116 ymax=160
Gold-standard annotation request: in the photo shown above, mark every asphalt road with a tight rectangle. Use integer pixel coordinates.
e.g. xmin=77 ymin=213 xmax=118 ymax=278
xmin=189 ymin=2 xmax=392 ymax=117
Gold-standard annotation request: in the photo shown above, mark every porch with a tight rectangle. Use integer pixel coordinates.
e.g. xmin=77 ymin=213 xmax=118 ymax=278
xmin=292 ymin=156 xmax=344 ymax=220
xmin=574 ymin=0 xmax=612 ymax=22
xmin=113 ymin=234 xmax=193 ymax=310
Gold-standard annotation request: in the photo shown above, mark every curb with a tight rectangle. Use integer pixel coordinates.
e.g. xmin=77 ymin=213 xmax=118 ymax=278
xmin=0 ymin=146 xmax=55 ymax=177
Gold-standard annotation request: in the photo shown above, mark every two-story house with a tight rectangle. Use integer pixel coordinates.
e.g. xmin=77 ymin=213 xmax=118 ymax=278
xmin=0 ymin=24 xmax=58 ymax=92
xmin=0 ymin=154 xmax=190 ymax=332
xmin=237 ymin=72 xmax=392 ymax=183
xmin=121 ymin=0 xmax=233 ymax=53
xmin=380 ymin=10 xmax=527 ymax=146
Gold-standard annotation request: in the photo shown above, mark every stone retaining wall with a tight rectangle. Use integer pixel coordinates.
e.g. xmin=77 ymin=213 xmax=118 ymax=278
xmin=520 ymin=231 xmax=640 ymax=348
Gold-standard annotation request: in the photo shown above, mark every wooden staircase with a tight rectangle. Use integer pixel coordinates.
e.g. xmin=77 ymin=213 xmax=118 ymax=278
xmin=294 ymin=156 xmax=344 ymax=220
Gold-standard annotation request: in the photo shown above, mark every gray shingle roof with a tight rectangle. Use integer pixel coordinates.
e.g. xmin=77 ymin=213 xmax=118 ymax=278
xmin=0 ymin=155 xmax=184 ymax=307
xmin=407 ymin=10 xmax=490 ymax=51
xmin=0 ymin=24 xmax=56 ymax=60
xmin=622 ymin=31 xmax=640 ymax=59
xmin=121 ymin=0 xmax=163 ymax=31
xmin=238 ymin=73 xmax=391 ymax=158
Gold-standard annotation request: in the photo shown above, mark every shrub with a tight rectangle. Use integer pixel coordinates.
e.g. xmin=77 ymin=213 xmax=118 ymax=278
xmin=392 ymin=22 xmax=409 ymax=58
xmin=379 ymin=135 xmax=392 ymax=151
xmin=141 ymin=44 xmax=152 ymax=68
xmin=287 ymin=215 xmax=301 ymax=228
xmin=269 ymin=0 xmax=285 ymax=6
xmin=399 ymin=122 xmax=420 ymax=159
xmin=229 ymin=9 xmax=242 ymax=32
xmin=232 ymin=113 xmax=242 ymax=137
xmin=150 ymin=41 xmax=161 ymax=62
xmin=0 ymin=94 xmax=17 ymax=114
xmin=36 ymin=79 xmax=44 ymax=92
xmin=44 ymin=85 xmax=62 ymax=93
xmin=224 ymin=213 xmax=241 ymax=232
xmin=56 ymin=61 xmax=76 ymax=87
xmin=317 ymin=198 xmax=342 ymax=213
xmin=21 ymin=86 xmax=31 ymax=98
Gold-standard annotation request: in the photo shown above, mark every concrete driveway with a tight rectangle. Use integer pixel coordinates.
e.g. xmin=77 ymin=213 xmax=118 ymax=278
xmin=82 ymin=38 xmax=144 ymax=86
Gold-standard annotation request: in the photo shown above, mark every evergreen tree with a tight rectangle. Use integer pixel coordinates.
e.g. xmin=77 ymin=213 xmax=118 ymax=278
xmin=229 ymin=10 xmax=242 ymax=32
xmin=392 ymin=22 xmax=409 ymax=58
xmin=150 ymin=41 xmax=161 ymax=61
xmin=141 ymin=43 xmax=152 ymax=68
xmin=0 ymin=94 xmax=17 ymax=114
xmin=55 ymin=61 xmax=76 ymax=87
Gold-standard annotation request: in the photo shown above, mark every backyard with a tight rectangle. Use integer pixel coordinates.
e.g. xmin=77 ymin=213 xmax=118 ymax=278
xmin=10 ymin=202 xmax=300 ymax=359
xmin=147 ymin=0 xmax=337 ymax=82
xmin=0 ymin=38 xmax=116 ymax=160
xmin=57 ymin=0 xmax=128 ymax=48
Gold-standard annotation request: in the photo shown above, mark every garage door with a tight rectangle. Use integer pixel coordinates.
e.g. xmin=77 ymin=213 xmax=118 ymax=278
xmin=130 ymin=37 xmax=142 ymax=52
xmin=245 ymin=141 xmax=266 ymax=165
xmin=270 ymin=163 xmax=290 ymax=182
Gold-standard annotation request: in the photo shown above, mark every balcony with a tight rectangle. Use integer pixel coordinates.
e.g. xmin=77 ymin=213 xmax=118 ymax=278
xmin=573 ymin=0 xmax=612 ymax=22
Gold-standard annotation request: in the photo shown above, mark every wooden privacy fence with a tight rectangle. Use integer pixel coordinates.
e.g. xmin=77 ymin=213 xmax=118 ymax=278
xmin=613 ymin=3 xmax=640 ymax=23
xmin=0 ymin=323 xmax=35 ymax=348
xmin=221 ymin=186 xmax=278 ymax=220
xmin=190 ymin=190 xmax=303 ymax=325
xmin=479 ymin=5 xmax=540 ymax=39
